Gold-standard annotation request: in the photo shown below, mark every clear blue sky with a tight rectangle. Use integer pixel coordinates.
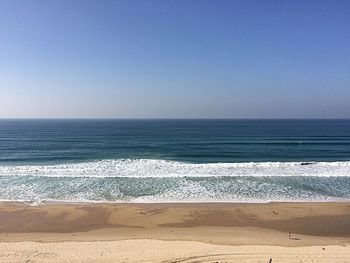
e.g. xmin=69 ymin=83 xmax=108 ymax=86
xmin=0 ymin=0 xmax=349 ymax=118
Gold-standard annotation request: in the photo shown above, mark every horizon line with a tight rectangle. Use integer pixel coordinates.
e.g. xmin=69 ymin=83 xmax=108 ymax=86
xmin=0 ymin=117 xmax=349 ymax=121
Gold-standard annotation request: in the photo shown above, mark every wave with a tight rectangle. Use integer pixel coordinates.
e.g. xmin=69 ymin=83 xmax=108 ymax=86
xmin=0 ymin=159 xmax=350 ymax=178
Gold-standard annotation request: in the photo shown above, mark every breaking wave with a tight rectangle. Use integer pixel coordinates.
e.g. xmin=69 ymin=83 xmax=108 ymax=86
xmin=1 ymin=159 xmax=350 ymax=178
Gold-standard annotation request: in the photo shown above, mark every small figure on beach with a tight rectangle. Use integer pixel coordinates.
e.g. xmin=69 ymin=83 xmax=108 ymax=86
xmin=288 ymin=232 xmax=291 ymax=239
xmin=269 ymin=258 xmax=272 ymax=263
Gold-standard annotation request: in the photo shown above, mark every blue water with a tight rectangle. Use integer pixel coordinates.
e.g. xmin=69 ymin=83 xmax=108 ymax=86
xmin=0 ymin=119 xmax=350 ymax=203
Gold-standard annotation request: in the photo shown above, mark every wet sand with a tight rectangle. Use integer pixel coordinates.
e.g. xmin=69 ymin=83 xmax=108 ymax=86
xmin=0 ymin=202 xmax=350 ymax=262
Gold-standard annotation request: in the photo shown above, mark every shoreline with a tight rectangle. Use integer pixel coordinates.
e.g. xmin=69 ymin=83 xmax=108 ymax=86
xmin=0 ymin=199 xmax=350 ymax=206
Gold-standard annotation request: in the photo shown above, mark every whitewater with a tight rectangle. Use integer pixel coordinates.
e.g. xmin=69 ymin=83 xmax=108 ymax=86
xmin=0 ymin=159 xmax=350 ymax=203
xmin=1 ymin=159 xmax=350 ymax=178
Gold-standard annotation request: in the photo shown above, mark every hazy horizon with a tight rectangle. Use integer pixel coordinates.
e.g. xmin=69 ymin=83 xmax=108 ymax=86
xmin=1 ymin=0 xmax=349 ymax=119
xmin=0 ymin=118 xmax=350 ymax=120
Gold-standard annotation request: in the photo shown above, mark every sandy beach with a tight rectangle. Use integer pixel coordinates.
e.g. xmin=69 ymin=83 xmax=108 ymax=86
xmin=0 ymin=202 xmax=350 ymax=262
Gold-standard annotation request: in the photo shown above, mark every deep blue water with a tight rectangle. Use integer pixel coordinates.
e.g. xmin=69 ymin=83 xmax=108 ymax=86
xmin=0 ymin=119 xmax=350 ymax=203
xmin=1 ymin=119 xmax=350 ymax=164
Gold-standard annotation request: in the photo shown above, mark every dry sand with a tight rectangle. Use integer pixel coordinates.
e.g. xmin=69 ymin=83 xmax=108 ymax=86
xmin=0 ymin=202 xmax=350 ymax=262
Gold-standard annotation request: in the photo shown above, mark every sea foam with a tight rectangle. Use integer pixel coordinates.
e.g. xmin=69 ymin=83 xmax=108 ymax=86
xmin=0 ymin=159 xmax=350 ymax=178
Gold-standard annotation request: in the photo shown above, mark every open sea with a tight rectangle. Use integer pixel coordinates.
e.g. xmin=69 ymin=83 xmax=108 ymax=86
xmin=0 ymin=119 xmax=350 ymax=203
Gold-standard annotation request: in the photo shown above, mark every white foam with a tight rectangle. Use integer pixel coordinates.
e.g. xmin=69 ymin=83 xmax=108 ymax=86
xmin=0 ymin=159 xmax=350 ymax=178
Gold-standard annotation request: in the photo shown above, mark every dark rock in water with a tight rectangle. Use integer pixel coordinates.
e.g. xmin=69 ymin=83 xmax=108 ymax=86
xmin=300 ymin=162 xmax=315 ymax=166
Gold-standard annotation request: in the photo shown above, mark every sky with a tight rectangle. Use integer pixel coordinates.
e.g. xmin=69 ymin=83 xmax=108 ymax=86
xmin=0 ymin=0 xmax=349 ymax=118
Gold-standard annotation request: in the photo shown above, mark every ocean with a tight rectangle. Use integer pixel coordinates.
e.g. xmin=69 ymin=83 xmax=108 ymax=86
xmin=0 ymin=119 xmax=350 ymax=203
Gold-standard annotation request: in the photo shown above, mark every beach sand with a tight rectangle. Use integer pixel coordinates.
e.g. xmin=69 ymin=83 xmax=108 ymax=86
xmin=0 ymin=202 xmax=350 ymax=262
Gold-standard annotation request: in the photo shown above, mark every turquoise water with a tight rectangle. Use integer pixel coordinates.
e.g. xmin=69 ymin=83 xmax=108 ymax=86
xmin=0 ymin=119 xmax=350 ymax=203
